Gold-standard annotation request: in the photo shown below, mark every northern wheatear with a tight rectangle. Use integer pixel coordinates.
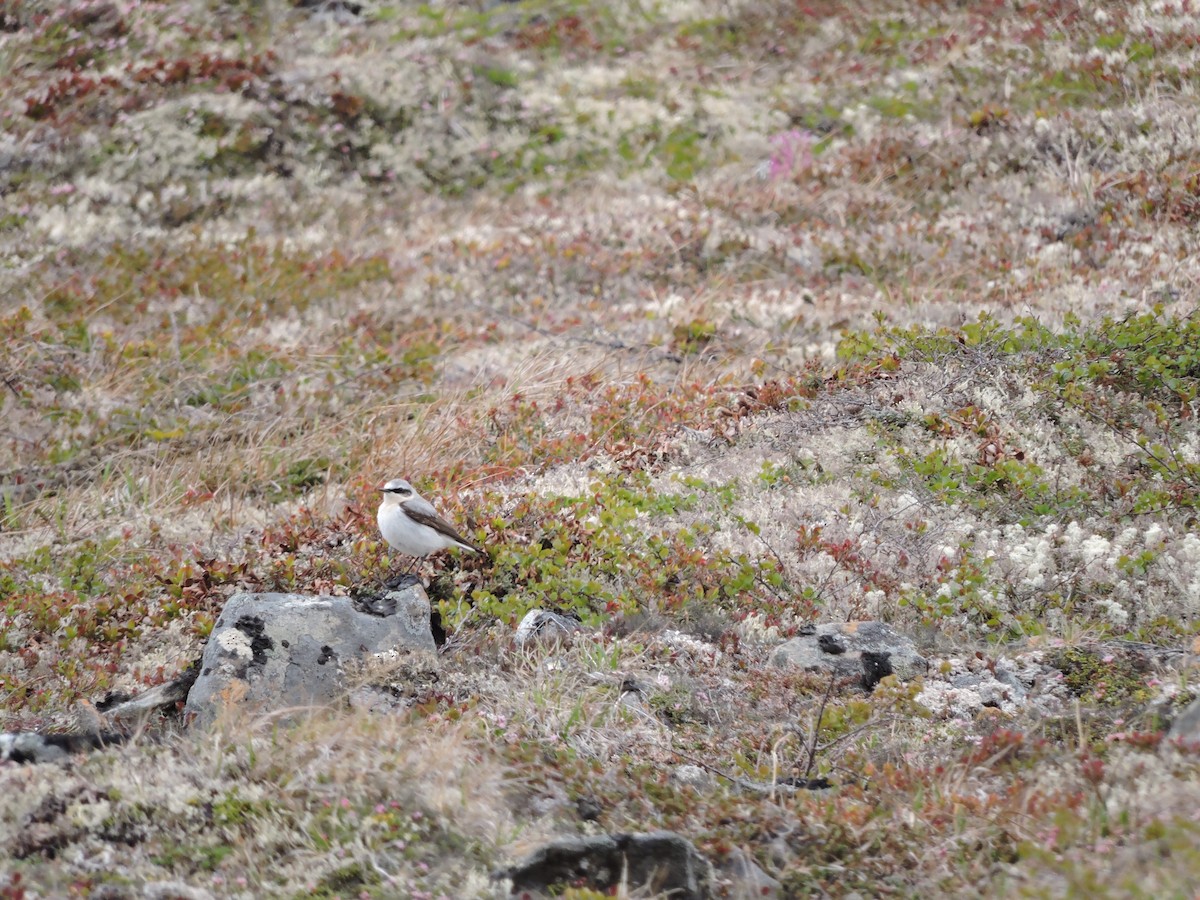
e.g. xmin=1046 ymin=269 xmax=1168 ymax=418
xmin=377 ymin=478 xmax=481 ymax=569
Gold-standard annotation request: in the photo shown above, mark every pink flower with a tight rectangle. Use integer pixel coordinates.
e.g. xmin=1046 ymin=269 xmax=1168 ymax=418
xmin=767 ymin=130 xmax=813 ymax=181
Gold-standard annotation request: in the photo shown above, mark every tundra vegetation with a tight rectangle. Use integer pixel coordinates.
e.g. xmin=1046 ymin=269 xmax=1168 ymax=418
xmin=2 ymin=0 xmax=1200 ymax=896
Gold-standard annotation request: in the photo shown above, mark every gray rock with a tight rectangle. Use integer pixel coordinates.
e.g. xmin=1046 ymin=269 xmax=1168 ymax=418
xmin=770 ymin=621 xmax=927 ymax=687
xmin=672 ymin=764 xmax=714 ymax=790
xmin=0 ymin=732 xmax=117 ymax=764
xmin=619 ymin=690 xmax=649 ymax=714
xmin=515 ymin=609 xmax=584 ymax=647
xmin=1 ymin=667 xmax=200 ymax=764
xmin=991 ymin=664 xmax=1030 ymax=703
xmin=917 ymin=653 xmax=1068 ymax=719
xmin=143 ymin=881 xmax=217 ymax=900
xmin=185 ymin=588 xmax=434 ymax=726
xmin=722 ymin=847 xmax=781 ymax=898
xmin=1168 ymin=696 xmax=1200 ymax=747
xmin=100 ymin=666 xmax=199 ymax=725
xmin=949 ymin=671 xmax=1022 ymax=709
xmin=499 ymin=831 xmax=714 ymax=899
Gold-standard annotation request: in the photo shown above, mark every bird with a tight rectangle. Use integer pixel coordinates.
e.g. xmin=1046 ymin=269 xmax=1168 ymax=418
xmin=377 ymin=478 xmax=481 ymax=573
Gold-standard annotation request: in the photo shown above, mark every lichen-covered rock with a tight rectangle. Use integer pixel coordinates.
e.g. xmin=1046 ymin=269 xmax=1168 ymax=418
xmin=185 ymin=588 xmax=434 ymax=726
xmin=514 ymin=608 xmax=584 ymax=647
xmin=769 ymin=621 xmax=928 ymax=688
xmin=499 ymin=831 xmax=713 ymax=900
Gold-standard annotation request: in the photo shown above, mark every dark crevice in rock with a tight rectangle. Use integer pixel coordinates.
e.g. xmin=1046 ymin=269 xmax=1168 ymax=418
xmin=861 ymin=651 xmax=894 ymax=692
xmin=430 ymin=608 xmax=447 ymax=647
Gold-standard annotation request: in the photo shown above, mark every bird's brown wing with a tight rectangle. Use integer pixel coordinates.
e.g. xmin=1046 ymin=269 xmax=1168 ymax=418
xmin=403 ymin=507 xmax=482 ymax=553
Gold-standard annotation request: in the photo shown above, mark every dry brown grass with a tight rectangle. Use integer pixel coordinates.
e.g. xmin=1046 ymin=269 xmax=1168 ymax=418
xmin=4 ymin=0 xmax=1200 ymax=895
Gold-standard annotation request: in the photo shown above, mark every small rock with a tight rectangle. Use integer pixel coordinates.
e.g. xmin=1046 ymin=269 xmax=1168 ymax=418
xmin=991 ymin=661 xmax=1031 ymax=703
xmin=64 ymin=1 xmax=125 ymax=38
xmin=515 ymin=609 xmax=583 ymax=647
xmin=770 ymin=622 xmax=927 ymax=687
xmin=0 ymin=668 xmax=200 ymax=764
xmin=575 ymin=796 xmax=603 ymax=821
xmin=143 ymin=882 xmax=217 ymax=900
xmin=721 ymin=847 xmax=780 ymax=898
xmin=662 ymin=630 xmax=719 ymax=659
xmin=918 ymin=653 xmax=1065 ymax=719
xmin=0 ymin=732 xmax=121 ymax=764
xmin=185 ymin=588 xmax=435 ymax=726
xmin=1168 ymin=696 xmax=1200 ymax=748
xmin=499 ymin=831 xmax=714 ymax=899
xmin=672 ymin=764 xmax=714 ymax=790
xmin=619 ymin=690 xmax=649 ymax=714
xmin=293 ymin=0 xmax=363 ymax=18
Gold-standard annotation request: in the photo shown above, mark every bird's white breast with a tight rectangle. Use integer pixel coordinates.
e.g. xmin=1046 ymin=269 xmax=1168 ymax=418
xmin=378 ymin=502 xmax=457 ymax=555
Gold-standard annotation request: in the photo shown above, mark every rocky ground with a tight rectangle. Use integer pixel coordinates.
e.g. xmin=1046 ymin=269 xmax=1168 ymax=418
xmin=3 ymin=0 xmax=1200 ymax=896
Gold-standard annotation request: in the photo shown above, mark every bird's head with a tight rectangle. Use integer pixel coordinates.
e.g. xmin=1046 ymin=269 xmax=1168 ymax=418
xmin=380 ymin=478 xmax=416 ymax=500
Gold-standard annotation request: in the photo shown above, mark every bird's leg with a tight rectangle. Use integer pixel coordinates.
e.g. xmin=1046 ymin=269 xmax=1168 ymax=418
xmin=382 ymin=556 xmax=422 ymax=590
